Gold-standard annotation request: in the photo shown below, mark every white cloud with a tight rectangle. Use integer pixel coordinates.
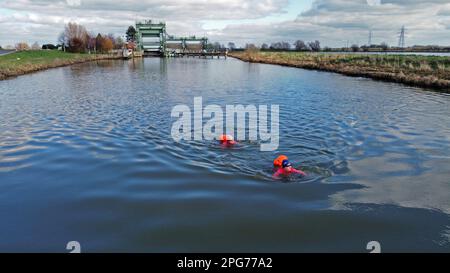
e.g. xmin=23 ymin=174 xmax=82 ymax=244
xmin=366 ymin=0 xmax=381 ymax=6
xmin=210 ymin=0 xmax=450 ymax=47
xmin=66 ymin=0 xmax=82 ymax=7
xmin=0 ymin=0 xmax=449 ymax=47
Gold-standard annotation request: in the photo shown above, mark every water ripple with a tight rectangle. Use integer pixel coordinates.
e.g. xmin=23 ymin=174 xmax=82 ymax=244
xmin=1 ymin=58 xmax=450 ymax=251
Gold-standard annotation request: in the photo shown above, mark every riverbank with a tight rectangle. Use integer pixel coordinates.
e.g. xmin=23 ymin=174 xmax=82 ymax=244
xmin=229 ymin=51 xmax=450 ymax=91
xmin=0 ymin=50 xmax=121 ymax=80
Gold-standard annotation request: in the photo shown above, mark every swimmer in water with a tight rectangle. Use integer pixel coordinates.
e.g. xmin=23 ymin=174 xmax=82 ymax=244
xmin=219 ymin=134 xmax=236 ymax=146
xmin=273 ymin=155 xmax=288 ymax=169
xmin=273 ymin=159 xmax=306 ymax=179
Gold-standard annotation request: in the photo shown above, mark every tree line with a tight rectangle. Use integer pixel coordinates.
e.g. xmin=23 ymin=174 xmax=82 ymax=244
xmin=58 ymin=22 xmax=124 ymax=53
xmin=6 ymin=22 xmax=125 ymax=53
xmin=235 ymin=40 xmax=322 ymax=52
xmin=235 ymin=40 xmax=450 ymax=53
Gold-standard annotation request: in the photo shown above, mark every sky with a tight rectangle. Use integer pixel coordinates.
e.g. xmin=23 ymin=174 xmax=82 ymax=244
xmin=1 ymin=0 xmax=450 ymax=48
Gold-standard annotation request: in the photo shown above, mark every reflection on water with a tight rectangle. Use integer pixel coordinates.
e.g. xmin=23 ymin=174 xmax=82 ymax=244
xmin=0 ymin=58 xmax=450 ymax=252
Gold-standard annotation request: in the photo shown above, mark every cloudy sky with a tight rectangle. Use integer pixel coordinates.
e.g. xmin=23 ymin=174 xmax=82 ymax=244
xmin=1 ymin=0 xmax=450 ymax=48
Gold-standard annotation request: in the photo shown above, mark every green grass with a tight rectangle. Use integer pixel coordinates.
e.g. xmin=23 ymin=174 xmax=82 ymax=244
xmin=230 ymin=51 xmax=450 ymax=90
xmin=1 ymin=50 xmax=86 ymax=66
xmin=0 ymin=50 xmax=117 ymax=80
xmin=256 ymin=51 xmax=450 ymax=71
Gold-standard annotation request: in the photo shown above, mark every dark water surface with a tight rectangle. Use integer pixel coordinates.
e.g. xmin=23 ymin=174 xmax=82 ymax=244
xmin=1 ymin=58 xmax=449 ymax=252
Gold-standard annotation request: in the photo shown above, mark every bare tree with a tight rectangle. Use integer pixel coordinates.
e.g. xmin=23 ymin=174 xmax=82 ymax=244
xmin=308 ymin=40 xmax=321 ymax=52
xmin=270 ymin=42 xmax=281 ymax=50
xmin=227 ymin=42 xmax=236 ymax=50
xmin=261 ymin=43 xmax=269 ymax=50
xmin=63 ymin=22 xmax=88 ymax=53
xmin=213 ymin=42 xmax=222 ymax=51
xmin=86 ymin=32 xmax=97 ymax=53
xmin=294 ymin=40 xmax=307 ymax=51
xmin=281 ymin=41 xmax=291 ymax=50
xmin=115 ymin=36 xmax=125 ymax=49
xmin=269 ymin=42 xmax=290 ymax=50
xmin=15 ymin=42 xmax=30 ymax=51
xmin=245 ymin=43 xmax=258 ymax=50
xmin=31 ymin=42 xmax=41 ymax=50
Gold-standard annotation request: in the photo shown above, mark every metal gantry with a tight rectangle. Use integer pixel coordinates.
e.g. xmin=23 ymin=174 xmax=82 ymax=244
xmin=136 ymin=20 xmax=167 ymax=56
xmin=135 ymin=20 xmax=208 ymax=57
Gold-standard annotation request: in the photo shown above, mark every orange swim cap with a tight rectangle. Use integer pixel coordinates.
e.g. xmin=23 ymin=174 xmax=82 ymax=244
xmin=273 ymin=155 xmax=288 ymax=168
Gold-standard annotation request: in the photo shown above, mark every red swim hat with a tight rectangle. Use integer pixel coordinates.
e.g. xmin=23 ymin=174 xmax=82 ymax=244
xmin=219 ymin=134 xmax=234 ymax=143
xmin=273 ymin=155 xmax=288 ymax=168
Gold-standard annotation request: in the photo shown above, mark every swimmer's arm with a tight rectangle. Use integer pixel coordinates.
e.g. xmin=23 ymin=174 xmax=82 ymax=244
xmin=293 ymin=168 xmax=306 ymax=176
xmin=272 ymin=169 xmax=283 ymax=179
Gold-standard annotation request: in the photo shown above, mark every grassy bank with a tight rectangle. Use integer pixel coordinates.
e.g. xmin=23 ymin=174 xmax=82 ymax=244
xmin=230 ymin=51 xmax=450 ymax=91
xmin=0 ymin=50 xmax=121 ymax=80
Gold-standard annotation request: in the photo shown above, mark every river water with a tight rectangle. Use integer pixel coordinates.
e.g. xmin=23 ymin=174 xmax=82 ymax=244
xmin=1 ymin=58 xmax=450 ymax=252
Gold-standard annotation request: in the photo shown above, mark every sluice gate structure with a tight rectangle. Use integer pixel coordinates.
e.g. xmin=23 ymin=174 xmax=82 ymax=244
xmin=136 ymin=21 xmax=166 ymax=56
xmin=135 ymin=20 xmax=226 ymax=58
